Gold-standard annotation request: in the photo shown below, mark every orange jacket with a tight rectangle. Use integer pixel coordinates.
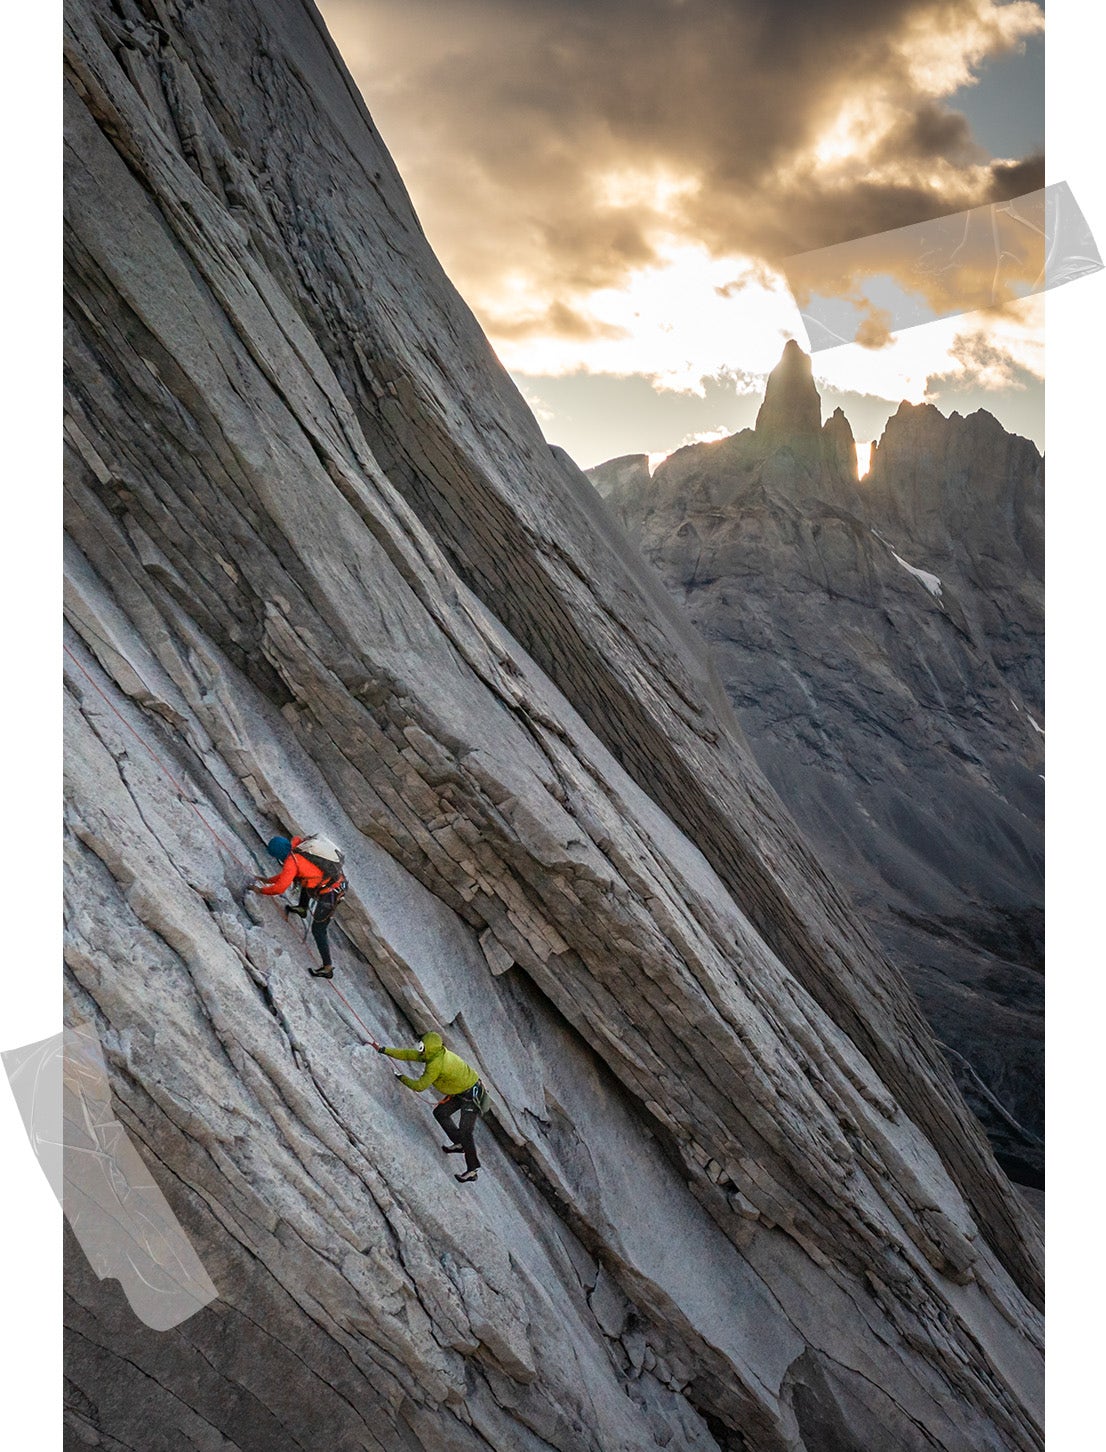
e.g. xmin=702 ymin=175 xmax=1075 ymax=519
xmin=257 ymin=836 xmax=329 ymax=896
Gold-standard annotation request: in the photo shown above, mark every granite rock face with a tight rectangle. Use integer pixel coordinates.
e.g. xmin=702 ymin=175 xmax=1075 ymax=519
xmin=593 ymin=350 xmax=1044 ymax=1188
xmin=64 ymin=2 xmax=1042 ymax=1449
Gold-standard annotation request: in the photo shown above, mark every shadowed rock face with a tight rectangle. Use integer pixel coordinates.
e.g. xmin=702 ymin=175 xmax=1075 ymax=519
xmin=592 ymin=354 xmax=1044 ymax=1188
xmin=64 ymin=2 xmax=1041 ymax=1449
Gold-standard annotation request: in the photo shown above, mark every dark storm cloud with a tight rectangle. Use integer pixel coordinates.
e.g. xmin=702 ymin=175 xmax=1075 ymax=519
xmin=322 ymin=0 xmax=1044 ymax=326
xmin=988 ymin=153 xmax=1046 ymax=202
xmin=874 ymin=101 xmax=982 ymax=165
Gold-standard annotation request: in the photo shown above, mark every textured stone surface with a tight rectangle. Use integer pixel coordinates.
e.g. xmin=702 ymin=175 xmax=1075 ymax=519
xmin=64 ymin=2 xmax=1042 ymax=1448
xmin=592 ymin=351 xmax=1044 ymax=1187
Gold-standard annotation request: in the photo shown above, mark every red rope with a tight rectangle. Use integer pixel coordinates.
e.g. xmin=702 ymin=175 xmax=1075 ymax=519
xmin=327 ymin=981 xmax=381 ymax=1048
xmin=65 ymin=641 xmax=381 ymax=1048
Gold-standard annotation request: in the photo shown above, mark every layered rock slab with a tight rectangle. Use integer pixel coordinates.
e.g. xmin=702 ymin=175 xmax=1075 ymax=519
xmin=64 ymin=1 xmax=1042 ymax=1448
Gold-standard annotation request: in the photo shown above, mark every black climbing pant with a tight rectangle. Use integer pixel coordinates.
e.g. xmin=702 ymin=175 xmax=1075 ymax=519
xmin=297 ymin=886 xmax=341 ymax=968
xmin=433 ymin=1086 xmax=483 ymax=1173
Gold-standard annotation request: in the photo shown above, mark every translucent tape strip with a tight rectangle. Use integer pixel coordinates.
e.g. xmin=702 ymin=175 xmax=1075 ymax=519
xmin=784 ymin=181 xmax=1102 ymax=352
xmin=3 ymin=1023 xmax=218 ymax=1331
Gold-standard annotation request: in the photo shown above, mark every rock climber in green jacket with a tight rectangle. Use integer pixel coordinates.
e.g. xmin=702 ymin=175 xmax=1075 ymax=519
xmin=378 ymin=1032 xmax=485 ymax=1182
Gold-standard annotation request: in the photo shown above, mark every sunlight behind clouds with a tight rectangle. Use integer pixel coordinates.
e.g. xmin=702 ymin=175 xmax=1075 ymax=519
xmin=319 ymin=0 xmax=1046 ymax=452
xmin=485 ymin=233 xmax=1044 ymax=418
xmin=488 ymin=243 xmax=804 ymax=390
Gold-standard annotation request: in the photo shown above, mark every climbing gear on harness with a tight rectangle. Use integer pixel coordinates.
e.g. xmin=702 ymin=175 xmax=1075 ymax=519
xmin=436 ymin=1082 xmax=487 ymax=1118
xmin=449 ymin=1082 xmax=489 ymax=1115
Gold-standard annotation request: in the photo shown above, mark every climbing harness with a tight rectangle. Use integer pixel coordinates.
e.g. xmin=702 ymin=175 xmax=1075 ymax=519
xmin=440 ymin=1081 xmax=488 ymax=1115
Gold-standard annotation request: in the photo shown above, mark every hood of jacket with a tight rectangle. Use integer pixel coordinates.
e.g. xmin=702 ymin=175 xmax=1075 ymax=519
xmin=420 ymin=1032 xmax=444 ymax=1059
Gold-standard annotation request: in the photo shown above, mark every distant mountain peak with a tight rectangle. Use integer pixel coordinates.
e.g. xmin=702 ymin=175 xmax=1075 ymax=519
xmin=586 ymin=452 xmax=652 ymax=502
xmin=822 ymin=405 xmax=858 ymax=482
xmin=755 ymin=338 xmax=821 ymax=443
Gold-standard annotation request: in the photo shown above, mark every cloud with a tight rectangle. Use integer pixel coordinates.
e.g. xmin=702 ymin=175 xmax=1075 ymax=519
xmin=808 ymin=292 xmax=1044 ymax=406
xmin=490 ymin=301 xmax=631 ymax=343
xmin=854 ymin=305 xmax=896 ymax=350
xmin=518 ymin=386 xmax=557 ymax=425
xmin=871 ymin=100 xmax=983 ymax=166
xmin=319 ymin=0 xmax=1044 ymax=386
xmin=924 ymin=298 xmax=1044 ymax=394
xmin=783 ymin=180 xmax=1054 ymax=352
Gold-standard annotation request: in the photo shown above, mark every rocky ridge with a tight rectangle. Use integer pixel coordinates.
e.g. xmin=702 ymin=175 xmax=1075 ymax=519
xmin=591 ymin=348 xmax=1045 ymax=1186
xmin=64 ymin=1 xmax=1042 ymax=1448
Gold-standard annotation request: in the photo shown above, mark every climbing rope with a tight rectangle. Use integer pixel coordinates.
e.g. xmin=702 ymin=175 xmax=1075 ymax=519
xmin=64 ymin=641 xmax=382 ymax=1049
xmin=328 ymin=982 xmax=381 ymax=1048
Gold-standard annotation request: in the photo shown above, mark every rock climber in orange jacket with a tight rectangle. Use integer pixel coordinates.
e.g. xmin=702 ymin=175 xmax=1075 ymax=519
xmin=250 ymin=835 xmax=345 ymax=979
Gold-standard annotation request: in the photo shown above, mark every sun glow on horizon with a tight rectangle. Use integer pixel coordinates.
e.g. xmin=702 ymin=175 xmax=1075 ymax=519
xmin=484 ymin=239 xmax=1044 ymax=427
xmin=855 ymin=440 xmax=874 ymax=478
xmin=488 ymin=242 xmax=804 ymax=391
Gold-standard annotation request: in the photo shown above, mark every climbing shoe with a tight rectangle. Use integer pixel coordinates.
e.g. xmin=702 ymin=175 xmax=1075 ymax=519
xmin=284 ymin=904 xmax=307 ymax=919
xmin=441 ymin=1144 xmax=465 ymax=1155
xmin=454 ymin=1169 xmax=478 ymax=1183
xmin=309 ymin=964 xmax=334 ymax=979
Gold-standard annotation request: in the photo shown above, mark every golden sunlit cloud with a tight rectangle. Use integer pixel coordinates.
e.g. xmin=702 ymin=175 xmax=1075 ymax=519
xmin=486 ymin=237 xmax=1044 ymax=417
xmin=320 ymin=0 xmax=1045 ymax=431
xmin=593 ymin=166 xmax=702 ymax=213
xmin=894 ymin=0 xmax=1044 ymax=93
xmin=486 ymin=242 xmax=805 ymax=391
xmin=924 ymin=297 xmax=1045 ymax=390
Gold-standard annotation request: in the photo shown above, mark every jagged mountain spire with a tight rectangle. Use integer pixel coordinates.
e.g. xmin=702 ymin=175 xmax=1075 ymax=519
xmin=822 ymin=404 xmax=858 ymax=482
xmin=755 ymin=338 xmax=822 ymax=443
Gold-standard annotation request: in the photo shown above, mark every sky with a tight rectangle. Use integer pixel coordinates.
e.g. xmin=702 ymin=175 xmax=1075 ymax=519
xmin=319 ymin=0 xmax=1046 ymax=467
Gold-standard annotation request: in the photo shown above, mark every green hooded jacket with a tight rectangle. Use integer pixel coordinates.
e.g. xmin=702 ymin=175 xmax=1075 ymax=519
xmin=384 ymin=1032 xmax=480 ymax=1095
